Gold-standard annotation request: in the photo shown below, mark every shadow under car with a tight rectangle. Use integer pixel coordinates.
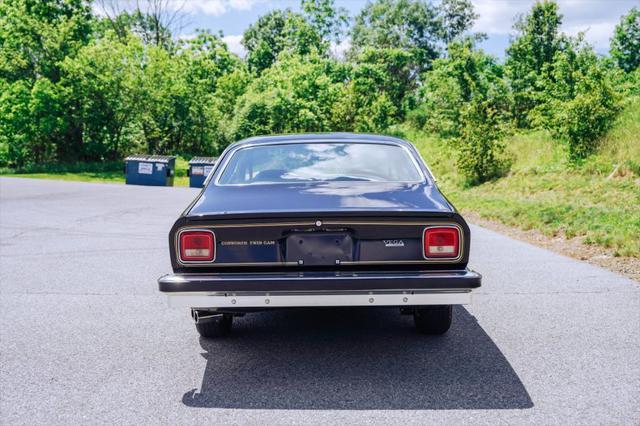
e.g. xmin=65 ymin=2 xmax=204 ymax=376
xmin=182 ymin=306 xmax=533 ymax=410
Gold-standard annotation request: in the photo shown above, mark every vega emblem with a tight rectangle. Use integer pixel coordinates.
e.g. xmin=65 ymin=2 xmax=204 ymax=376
xmin=383 ymin=240 xmax=405 ymax=247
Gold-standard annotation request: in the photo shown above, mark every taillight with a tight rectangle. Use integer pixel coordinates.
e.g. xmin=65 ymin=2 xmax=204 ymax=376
xmin=179 ymin=230 xmax=215 ymax=262
xmin=423 ymin=226 xmax=460 ymax=259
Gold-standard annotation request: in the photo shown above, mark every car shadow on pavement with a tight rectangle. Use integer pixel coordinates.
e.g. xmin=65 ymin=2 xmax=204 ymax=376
xmin=182 ymin=306 xmax=533 ymax=410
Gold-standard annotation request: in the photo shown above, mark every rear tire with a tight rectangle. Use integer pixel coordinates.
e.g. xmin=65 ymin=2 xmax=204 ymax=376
xmin=195 ymin=313 xmax=233 ymax=338
xmin=413 ymin=305 xmax=452 ymax=335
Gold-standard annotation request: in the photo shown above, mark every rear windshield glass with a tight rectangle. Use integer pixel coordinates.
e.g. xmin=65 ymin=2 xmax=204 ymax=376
xmin=217 ymin=143 xmax=424 ymax=185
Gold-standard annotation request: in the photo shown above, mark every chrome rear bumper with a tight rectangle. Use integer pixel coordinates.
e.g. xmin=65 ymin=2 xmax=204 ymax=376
xmin=159 ymin=269 xmax=480 ymax=308
xmin=166 ymin=289 xmax=472 ymax=308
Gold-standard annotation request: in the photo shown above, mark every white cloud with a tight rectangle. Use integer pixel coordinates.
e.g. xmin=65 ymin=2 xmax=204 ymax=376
xmin=91 ymin=2 xmax=109 ymax=17
xmin=564 ymin=21 xmax=618 ymax=49
xmin=177 ymin=33 xmax=245 ymax=56
xmin=222 ymin=34 xmax=246 ymax=57
xmin=228 ymin=0 xmax=259 ymax=11
xmin=330 ymin=39 xmax=351 ymax=59
xmin=471 ymin=0 xmax=636 ymax=50
xmin=472 ymin=0 xmax=526 ymax=35
xmin=93 ymin=0 xmax=264 ymax=17
xmin=179 ymin=1 xmax=227 ymax=16
xmin=177 ymin=33 xmax=197 ymax=41
xmin=175 ymin=0 xmax=264 ymax=16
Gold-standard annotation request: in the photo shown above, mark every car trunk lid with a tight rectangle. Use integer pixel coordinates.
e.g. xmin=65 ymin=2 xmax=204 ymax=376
xmin=187 ymin=181 xmax=454 ymax=217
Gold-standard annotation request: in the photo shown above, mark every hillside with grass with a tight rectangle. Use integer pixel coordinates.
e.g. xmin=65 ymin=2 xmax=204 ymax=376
xmin=410 ymin=96 xmax=640 ymax=258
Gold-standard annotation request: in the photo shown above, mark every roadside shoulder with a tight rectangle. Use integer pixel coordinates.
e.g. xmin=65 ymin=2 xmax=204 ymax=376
xmin=465 ymin=211 xmax=640 ymax=283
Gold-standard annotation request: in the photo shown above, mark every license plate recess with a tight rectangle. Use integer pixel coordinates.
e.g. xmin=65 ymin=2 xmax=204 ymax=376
xmin=285 ymin=233 xmax=354 ymax=266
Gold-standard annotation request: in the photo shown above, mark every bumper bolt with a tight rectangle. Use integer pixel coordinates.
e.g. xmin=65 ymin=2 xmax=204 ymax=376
xmin=369 ymin=298 xmax=374 ymax=303
xmin=403 ymin=297 xmax=408 ymax=303
xmin=265 ymin=299 xmax=270 ymax=305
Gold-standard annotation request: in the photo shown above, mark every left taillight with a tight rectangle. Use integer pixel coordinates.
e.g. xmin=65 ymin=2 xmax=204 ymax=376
xmin=179 ymin=230 xmax=215 ymax=262
xmin=423 ymin=226 xmax=460 ymax=259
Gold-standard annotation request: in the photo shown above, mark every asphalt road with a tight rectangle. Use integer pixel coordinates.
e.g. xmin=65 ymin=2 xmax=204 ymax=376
xmin=1 ymin=177 xmax=638 ymax=425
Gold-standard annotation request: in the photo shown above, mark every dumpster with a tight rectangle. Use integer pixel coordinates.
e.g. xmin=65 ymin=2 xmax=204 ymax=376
xmin=124 ymin=155 xmax=176 ymax=186
xmin=188 ymin=157 xmax=218 ymax=188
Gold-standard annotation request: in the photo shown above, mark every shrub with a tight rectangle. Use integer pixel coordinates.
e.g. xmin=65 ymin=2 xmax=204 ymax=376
xmin=610 ymin=7 xmax=640 ymax=73
xmin=551 ymin=84 xmax=620 ymax=161
xmin=454 ymin=99 xmax=511 ymax=184
xmin=504 ymin=0 xmax=565 ymax=128
xmin=417 ymin=39 xmax=512 ymax=183
xmin=531 ymin=40 xmax=621 ymax=160
xmin=419 ymin=39 xmax=511 ymax=139
xmin=230 ymin=54 xmax=346 ymax=140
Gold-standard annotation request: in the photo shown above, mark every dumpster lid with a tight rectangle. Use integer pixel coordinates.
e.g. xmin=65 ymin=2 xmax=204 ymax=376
xmin=189 ymin=156 xmax=218 ymax=165
xmin=125 ymin=155 xmax=176 ymax=163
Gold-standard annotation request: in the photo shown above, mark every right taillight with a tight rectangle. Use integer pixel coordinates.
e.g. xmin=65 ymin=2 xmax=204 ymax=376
xmin=179 ymin=230 xmax=215 ymax=262
xmin=423 ymin=226 xmax=460 ymax=259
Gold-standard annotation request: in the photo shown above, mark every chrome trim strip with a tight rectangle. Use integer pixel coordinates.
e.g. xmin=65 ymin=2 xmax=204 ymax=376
xmin=339 ymin=260 xmax=453 ymax=265
xmin=166 ymin=290 xmax=472 ymax=308
xmin=174 ymin=221 xmax=464 ymax=267
xmin=168 ymin=289 xmax=471 ymax=296
xmin=185 ymin=222 xmax=317 ymax=229
xmin=200 ymin=262 xmax=299 ymax=267
xmin=180 ymin=220 xmax=459 ymax=228
xmin=321 ymin=221 xmax=453 ymax=226
xmin=162 ymin=269 xmax=474 ymax=280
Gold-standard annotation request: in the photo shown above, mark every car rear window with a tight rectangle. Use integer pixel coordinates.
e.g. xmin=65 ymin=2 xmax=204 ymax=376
xmin=217 ymin=142 xmax=424 ymax=185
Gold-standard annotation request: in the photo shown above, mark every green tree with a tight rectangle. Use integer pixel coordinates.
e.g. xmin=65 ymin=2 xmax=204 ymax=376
xmin=505 ymin=0 xmax=565 ymax=127
xmin=418 ymin=39 xmax=510 ymax=138
xmin=230 ymin=50 xmax=415 ymax=138
xmin=610 ymin=7 xmax=640 ymax=73
xmin=346 ymin=48 xmax=415 ymax=126
xmin=301 ymin=0 xmax=349 ymax=43
xmin=242 ymin=10 xmax=324 ymax=74
xmin=532 ymin=39 xmax=621 ymax=160
xmin=177 ymin=32 xmax=245 ymax=154
xmin=60 ymin=33 xmax=145 ymax=160
xmin=351 ymin=0 xmax=441 ymax=70
xmin=417 ymin=39 xmax=511 ymax=183
xmin=213 ymin=69 xmax=251 ymax=117
xmin=138 ymin=31 xmax=242 ymax=155
xmin=455 ymin=98 xmax=510 ymax=184
xmin=350 ymin=0 xmax=476 ymax=73
xmin=332 ymin=83 xmax=398 ymax=132
xmin=0 ymin=78 xmax=71 ymax=165
xmin=231 ymin=53 xmax=348 ymax=139
xmin=94 ymin=9 xmax=173 ymax=49
xmin=438 ymin=0 xmax=478 ymax=44
xmin=0 ymin=81 xmax=35 ymax=166
xmin=0 ymin=0 xmax=94 ymax=165
xmin=0 ymin=0 xmax=93 ymax=83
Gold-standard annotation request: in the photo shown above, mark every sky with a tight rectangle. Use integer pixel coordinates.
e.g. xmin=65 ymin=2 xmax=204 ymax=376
xmin=95 ymin=0 xmax=640 ymax=59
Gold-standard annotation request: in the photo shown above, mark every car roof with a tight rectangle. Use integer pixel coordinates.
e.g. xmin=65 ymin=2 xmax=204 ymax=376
xmin=228 ymin=133 xmax=414 ymax=149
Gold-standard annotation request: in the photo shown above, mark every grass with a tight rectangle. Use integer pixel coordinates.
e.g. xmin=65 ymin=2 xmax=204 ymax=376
xmin=8 ymin=172 xmax=191 ymax=186
xmin=2 ymin=158 xmax=191 ymax=187
xmin=409 ymin=96 xmax=640 ymax=258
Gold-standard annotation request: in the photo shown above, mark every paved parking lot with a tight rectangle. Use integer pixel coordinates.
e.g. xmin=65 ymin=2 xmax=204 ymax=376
xmin=1 ymin=177 xmax=638 ymax=424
